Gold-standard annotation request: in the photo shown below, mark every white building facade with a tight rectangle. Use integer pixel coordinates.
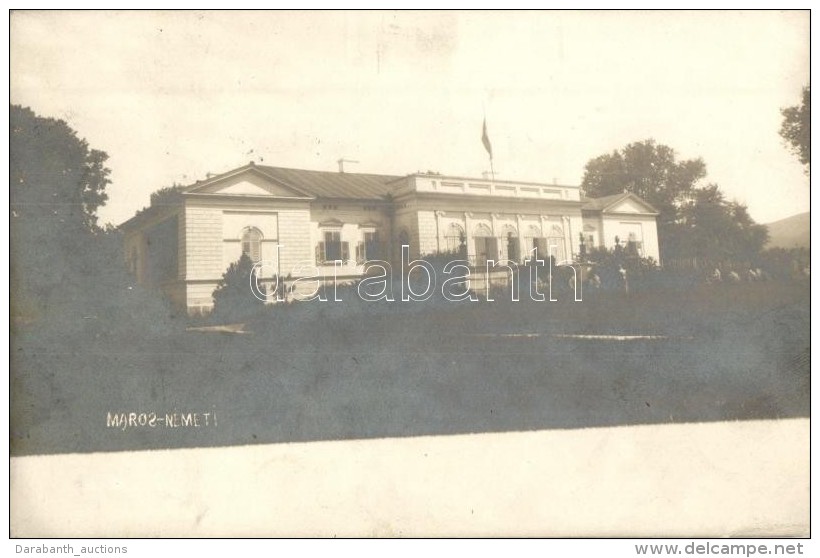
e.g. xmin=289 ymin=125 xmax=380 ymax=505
xmin=121 ymin=163 xmax=660 ymax=314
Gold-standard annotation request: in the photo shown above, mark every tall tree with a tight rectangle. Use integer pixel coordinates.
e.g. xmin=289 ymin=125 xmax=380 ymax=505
xmin=674 ymin=185 xmax=769 ymax=263
xmin=11 ymin=104 xmax=111 ymax=232
xmin=582 ymin=140 xmax=767 ymax=263
xmin=11 ymin=104 xmax=114 ymax=314
xmin=779 ymin=86 xmax=810 ymax=172
xmin=581 ymin=139 xmax=707 ymax=231
xmin=10 ymin=104 xmax=172 ymax=326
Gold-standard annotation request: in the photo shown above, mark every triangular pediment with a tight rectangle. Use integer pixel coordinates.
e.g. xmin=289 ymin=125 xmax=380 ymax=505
xmin=603 ymin=194 xmax=659 ymax=215
xmin=186 ymin=167 xmax=313 ymax=198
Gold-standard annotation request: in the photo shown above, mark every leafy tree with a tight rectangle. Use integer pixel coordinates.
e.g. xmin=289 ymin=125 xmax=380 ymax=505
xmin=581 ymin=139 xmax=707 ymax=231
xmin=11 ymin=105 xmax=177 ymax=457
xmin=11 ymin=104 xmax=111 ymax=232
xmin=779 ymin=86 xmax=810 ymax=171
xmin=212 ymin=254 xmax=267 ymax=321
xmin=10 ymin=104 xmax=174 ymax=328
xmin=11 ymin=104 xmax=115 ymax=315
xmin=672 ymin=185 xmax=768 ymax=263
xmin=581 ymin=139 xmax=767 ymax=263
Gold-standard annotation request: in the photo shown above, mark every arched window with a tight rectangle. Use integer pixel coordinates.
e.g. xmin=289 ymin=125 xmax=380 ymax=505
xmin=547 ymin=225 xmax=565 ymax=263
xmin=473 ymin=223 xmax=493 ymax=237
xmin=241 ymin=227 xmax=263 ymax=262
xmin=523 ymin=225 xmax=546 ymax=261
xmin=500 ymin=225 xmax=520 ymax=263
xmin=473 ymin=223 xmax=497 ymax=266
xmin=444 ymin=223 xmax=466 ymax=254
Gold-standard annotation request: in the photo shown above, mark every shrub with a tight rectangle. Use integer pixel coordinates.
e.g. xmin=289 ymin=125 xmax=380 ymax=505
xmin=211 ymin=254 xmax=267 ymax=321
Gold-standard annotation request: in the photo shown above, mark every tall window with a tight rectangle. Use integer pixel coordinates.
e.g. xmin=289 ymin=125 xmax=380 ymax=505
xmin=627 ymin=231 xmax=643 ymax=255
xmin=500 ymin=226 xmax=519 ymax=263
xmin=547 ymin=225 xmax=565 ymax=263
xmin=127 ymin=246 xmax=138 ymax=275
xmin=317 ymin=230 xmax=349 ymax=264
xmin=444 ymin=223 xmax=466 ymax=255
xmin=524 ymin=225 xmax=547 ymax=261
xmin=620 ymin=223 xmax=643 ymax=256
xmin=473 ymin=223 xmax=497 ymax=267
xmin=357 ymin=230 xmax=381 ymax=264
xmin=241 ymin=227 xmax=263 ymax=262
xmin=583 ymin=224 xmax=597 ymax=249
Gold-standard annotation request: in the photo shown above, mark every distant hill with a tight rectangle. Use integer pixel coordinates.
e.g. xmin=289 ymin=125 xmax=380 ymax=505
xmin=764 ymin=212 xmax=810 ymax=249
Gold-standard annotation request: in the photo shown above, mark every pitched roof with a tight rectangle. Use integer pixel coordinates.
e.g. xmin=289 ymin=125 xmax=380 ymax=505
xmin=581 ymin=192 xmax=659 ymax=214
xmin=581 ymin=192 xmax=631 ymax=211
xmin=254 ymin=165 xmax=402 ymax=200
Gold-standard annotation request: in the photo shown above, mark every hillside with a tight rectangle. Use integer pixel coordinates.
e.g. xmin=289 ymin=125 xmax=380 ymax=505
xmin=765 ymin=212 xmax=810 ymax=249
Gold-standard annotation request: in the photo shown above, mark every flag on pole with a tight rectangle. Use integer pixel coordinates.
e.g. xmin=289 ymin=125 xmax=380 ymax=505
xmin=482 ymin=117 xmax=493 ymax=159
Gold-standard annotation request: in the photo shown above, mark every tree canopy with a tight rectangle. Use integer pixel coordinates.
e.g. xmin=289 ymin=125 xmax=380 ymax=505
xmin=668 ymin=185 xmax=768 ymax=263
xmin=11 ymin=104 xmax=111 ymax=233
xmin=10 ymin=104 xmax=173 ymax=326
xmin=581 ymin=139 xmax=707 ymax=230
xmin=779 ymin=86 xmax=810 ymax=171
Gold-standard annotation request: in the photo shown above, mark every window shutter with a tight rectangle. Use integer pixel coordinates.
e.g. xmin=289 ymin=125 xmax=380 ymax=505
xmin=356 ymin=242 xmax=364 ymax=265
xmin=316 ymin=242 xmax=325 ymax=263
xmin=341 ymin=242 xmax=350 ymax=262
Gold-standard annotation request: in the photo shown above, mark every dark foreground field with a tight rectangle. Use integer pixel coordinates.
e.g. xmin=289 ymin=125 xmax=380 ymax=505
xmin=11 ymin=279 xmax=810 ymax=456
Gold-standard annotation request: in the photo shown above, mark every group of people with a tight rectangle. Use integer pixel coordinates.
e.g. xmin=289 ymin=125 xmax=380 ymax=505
xmin=708 ymin=267 xmax=768 ymax=284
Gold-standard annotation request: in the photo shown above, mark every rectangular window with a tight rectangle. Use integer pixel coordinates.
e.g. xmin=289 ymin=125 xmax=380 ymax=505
xmin=531 ymin=237 xmax=548 ymax=261
xmin=324 ymin=231 xmax=342 ymax=261
xmin=506 ymin=236 xmax=520 ymax=263
xmin=317 ymin=231 xmax=349 ymax=264
xmin=364 ymin=231 xmax=380 ymax=261
xmin=621 ymin=223 xmax=644 ymax=256
xmin=357 ymin=232 xmax=380 ymax=264
xmin=627 ymin=232 xmax=643 ymax=255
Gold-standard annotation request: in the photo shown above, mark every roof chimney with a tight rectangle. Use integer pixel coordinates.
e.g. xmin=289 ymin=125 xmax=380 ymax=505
xmin=337 ymin=158 xmax=359 ymax=173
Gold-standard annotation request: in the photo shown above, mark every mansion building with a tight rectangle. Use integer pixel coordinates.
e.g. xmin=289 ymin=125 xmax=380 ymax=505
xmin=121 ymin=162 xmax=660 ymax=314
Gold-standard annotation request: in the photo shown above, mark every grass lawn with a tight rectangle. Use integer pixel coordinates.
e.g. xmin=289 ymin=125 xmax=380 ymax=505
xmin=10 ymin=279 xmax=810 ymax=456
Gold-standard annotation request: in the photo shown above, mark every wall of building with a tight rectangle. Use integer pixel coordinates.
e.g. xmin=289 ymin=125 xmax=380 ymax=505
xmin=392 ymin=190 xmax=585 ymax=266
xmin=180 ymin=196 xmax=313 ymax=311
xmin=123 ymin=207 xmax=183 ymax=285
xmin=396 ymin=174 xmax=582 ymax=202
xmin=183 ymin=203 xmax=223 ymax=282
xmin=125 ymin=172 xmax=660 ymax=314
xmin=309 ymin=201 xmax=391 ymax=278
xmin=392 ymin=202 xmax=420 ymax=262
xmin=600 ymin=214 xmax=660 ymax=261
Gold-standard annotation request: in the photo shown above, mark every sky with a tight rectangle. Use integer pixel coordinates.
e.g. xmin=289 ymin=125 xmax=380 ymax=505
xmin=10 ymin=10 xmax=810 ymax=227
